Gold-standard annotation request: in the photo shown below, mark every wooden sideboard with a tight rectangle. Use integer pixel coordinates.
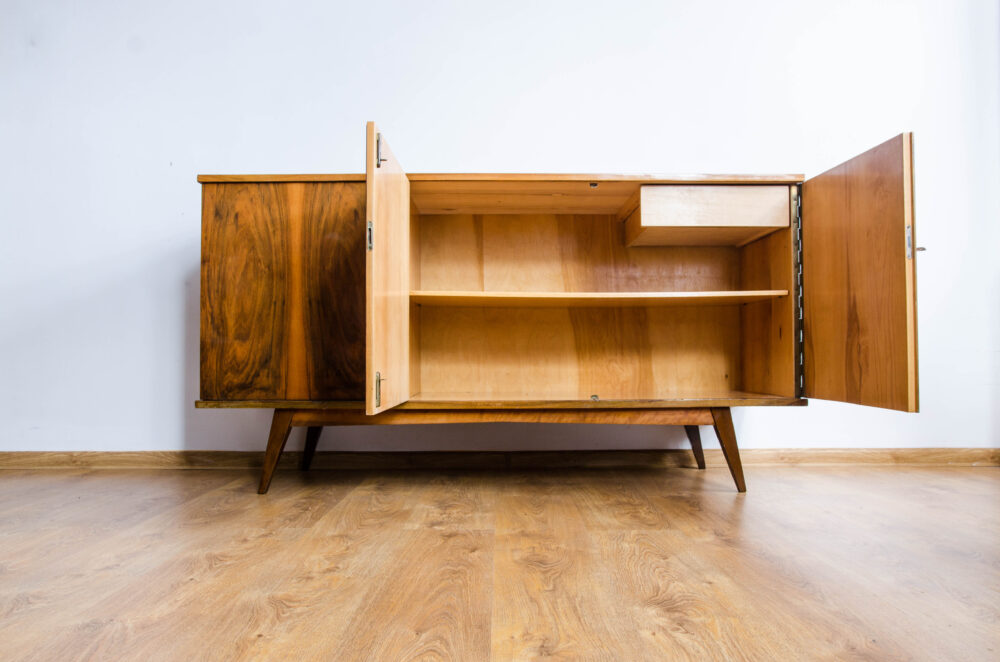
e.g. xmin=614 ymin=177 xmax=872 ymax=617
xmin=196 ymin=123 xmax=919 ymax=493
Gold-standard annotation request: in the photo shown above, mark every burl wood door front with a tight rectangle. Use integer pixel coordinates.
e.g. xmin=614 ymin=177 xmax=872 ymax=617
xmin=200 ymin=181 xmax=366 ymax=401
xmin=802 ymin=133 xmax=918 ymax=412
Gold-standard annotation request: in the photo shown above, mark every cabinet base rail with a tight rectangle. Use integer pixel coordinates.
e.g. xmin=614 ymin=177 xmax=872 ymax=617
xmin=258 ymin=407 xmax=746 ymax=494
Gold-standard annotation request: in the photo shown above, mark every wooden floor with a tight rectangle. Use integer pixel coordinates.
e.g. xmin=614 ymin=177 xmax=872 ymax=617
xmin=0 ymin=464 xmax=997 ymax=661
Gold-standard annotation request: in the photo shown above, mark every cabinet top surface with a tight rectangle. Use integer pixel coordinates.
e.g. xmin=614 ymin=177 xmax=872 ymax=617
xmin=196 ymin=173 xmax=805 ymax=184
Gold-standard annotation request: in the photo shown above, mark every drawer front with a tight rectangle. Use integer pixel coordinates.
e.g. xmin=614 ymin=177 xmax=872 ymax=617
xmin=625 ymin=185 xmax=790 ymax=246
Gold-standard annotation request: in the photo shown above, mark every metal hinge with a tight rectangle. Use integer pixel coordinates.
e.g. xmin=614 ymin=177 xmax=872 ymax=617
xmin=904 ymin=224 xmax=925 ymax=259
xmin=367 ymin=221 xmax=373 ymax=251
xmin=794 ymin=186 xmax=805 ymax=394
xmin=376 ymin=133 xmax=386 ymax=168
xmin=374 ymin=371 xmax=381 ymax=408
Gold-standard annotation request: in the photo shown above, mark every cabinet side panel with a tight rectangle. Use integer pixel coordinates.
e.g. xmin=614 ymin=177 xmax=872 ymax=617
xmin=200 ymin=182 xmax=365 ymax=401
xmin=740 ymin=191 xmax=796 ymax=397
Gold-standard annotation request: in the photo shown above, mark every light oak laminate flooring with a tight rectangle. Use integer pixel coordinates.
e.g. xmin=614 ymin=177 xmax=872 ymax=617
xmin=0 ymin=465 xmax=996 ymax=661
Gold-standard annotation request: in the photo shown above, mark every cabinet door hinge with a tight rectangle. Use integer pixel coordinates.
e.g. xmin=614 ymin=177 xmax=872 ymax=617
xmin=794 ymin=185 xmax=805 ymax=396
xmin=374 ymin=371 xmax=381 ymax=408
xmin=376 ymin=133 xmax=387 ymax=168
xmin=367 ymin=221 xmax=373 ymax=251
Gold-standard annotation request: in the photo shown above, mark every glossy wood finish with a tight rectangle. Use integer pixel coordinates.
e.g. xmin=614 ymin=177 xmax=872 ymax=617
xmin=256 ymin=408 xmax=746 ymax=493
xmin=0 ymin=466 xmax=995 ymax=661
xmin=365 ymin=122 xmax=410 ymax=414
xmin=200 ymin=181 xmax=365 ymax=401
xmin=711 ymin=407 xmax=746 ymax=492
xmin=623 ymin=185 xmax=789 ymax=246
xmin=411 ymin=289 xmax=788 ymax=307
xmin=802 ymin=133 xmax=918 ymax=412
xmin=3 ymin=447 xmax=998 ymax=470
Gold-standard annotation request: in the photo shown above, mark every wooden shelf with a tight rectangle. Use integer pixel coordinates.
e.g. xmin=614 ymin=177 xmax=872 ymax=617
xmin=410 ymin=290 xmax=788 ymax=307
xmin=406 ymin=392 xmax=805 ymax=409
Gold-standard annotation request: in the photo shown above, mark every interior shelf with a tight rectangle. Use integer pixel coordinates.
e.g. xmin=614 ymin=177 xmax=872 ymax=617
xmin=405 ymin=391 xmax=802 ymax=408
xmin=410 ymin=290 xmax=788 ymax=307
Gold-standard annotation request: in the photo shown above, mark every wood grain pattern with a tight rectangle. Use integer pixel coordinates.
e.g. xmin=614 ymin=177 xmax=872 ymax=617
xmin=417 ymin=214 xmax=741 ymax=293
xmin=200 ymin=181 xmax=365 ymax=401
xmin=197 ymin=174 xmax=367 ymax=183
xmin=366 ymin=122 xmax=411 ymax=414
xmin=411 ymin=289 xmax=788 ymax=307
xmin=802 ymin=133 xmax=918 ymax=412
xmin=409 ymin=174 xmax=803 ymax=215
xmin=740 ymin=195 xmax=797 ymax=397
xmin=196 ymin=395 xmax=805 ymax=409
xmin=416 ymin=305 xmax=743 ymax=401
xmin=624 ymin=185 xmax=790 ymax=247
xmin=288 ymin=408 xmax=715 ymax=426
xmin=258 ymin=409 xmax=294 ymax=493
xmin=2 ymin=466 xmax=993 ymax=660
xmin=711 ymin=407 xmax=746 ymax=492
xmin=8 ymin=447 xmax=993 ymax=470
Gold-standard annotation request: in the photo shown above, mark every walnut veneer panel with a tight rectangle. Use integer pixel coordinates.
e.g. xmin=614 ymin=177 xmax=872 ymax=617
xmin=200 ymin=182 xmax=365 ymax=401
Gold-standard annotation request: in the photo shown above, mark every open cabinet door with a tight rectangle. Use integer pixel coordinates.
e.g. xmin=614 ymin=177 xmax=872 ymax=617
xmin=365 ymin=122 xmax=410 ymax=414
xmin=802 ymin=133 xmax=918 ymax=412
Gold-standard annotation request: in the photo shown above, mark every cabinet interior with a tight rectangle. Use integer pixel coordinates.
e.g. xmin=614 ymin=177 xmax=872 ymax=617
xmin=406 ymin=186 xmax=797 ymax=403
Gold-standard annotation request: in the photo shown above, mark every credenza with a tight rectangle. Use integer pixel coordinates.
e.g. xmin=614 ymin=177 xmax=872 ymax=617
xmin=196 ymin=123 xmax=919 ymax=493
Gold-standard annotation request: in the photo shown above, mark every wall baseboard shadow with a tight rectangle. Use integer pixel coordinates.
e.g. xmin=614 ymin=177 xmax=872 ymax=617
xmin=0 ymin=448 xmax=997 ymax=470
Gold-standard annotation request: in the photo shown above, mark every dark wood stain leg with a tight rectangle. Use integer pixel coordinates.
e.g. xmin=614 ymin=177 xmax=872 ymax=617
xmin=710 ymin=407 xmax=746 ymax=492
xmin=684 ymin=425 xmax=706 ymax=470
xmin=259 ymin=409 xmax=295 ymax=494
xmin=301 ymin=426 xmax=323 ymax=471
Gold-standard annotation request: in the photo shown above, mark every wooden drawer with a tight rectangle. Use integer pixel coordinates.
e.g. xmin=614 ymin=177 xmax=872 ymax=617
xmin=623 ymin=185 xmax=790 ymax=246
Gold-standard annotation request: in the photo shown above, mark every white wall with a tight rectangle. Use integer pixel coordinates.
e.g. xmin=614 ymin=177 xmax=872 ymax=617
xmin=2 ymin=0 xmax=998 ymax=453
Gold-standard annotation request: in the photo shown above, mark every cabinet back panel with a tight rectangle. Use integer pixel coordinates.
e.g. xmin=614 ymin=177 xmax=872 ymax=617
xmin=416 ymin=305 xmax=741 ymax=400
xmin=417 ymin=214 xmax=740 ymax=292
xmin=201 ymin=182 xmax=365 ymax=401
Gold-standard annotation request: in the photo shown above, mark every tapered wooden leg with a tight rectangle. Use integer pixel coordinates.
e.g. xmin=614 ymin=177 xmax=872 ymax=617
xmin=300 ymin=426 xmax=323 ymax=470
xmin=684 ymin=425 xmax=706 ymax=470
xmin=710 ymin=407 xmax=746 ymax=493
xmin=259 ymin=409 xmax=294 ymax=494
